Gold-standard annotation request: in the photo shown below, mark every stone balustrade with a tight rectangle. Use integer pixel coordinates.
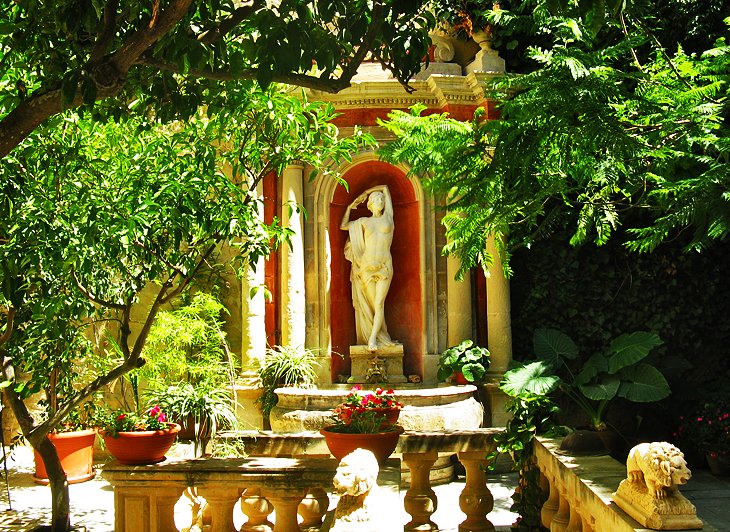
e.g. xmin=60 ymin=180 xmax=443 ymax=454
xmin=534 ymin=437 xmax=715 ymax=532
xmin=102 ymin=428 xmax=501 ymax=532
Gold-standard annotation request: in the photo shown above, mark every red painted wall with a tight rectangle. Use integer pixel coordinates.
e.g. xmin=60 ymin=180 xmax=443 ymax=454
xmin=329 ymin=161 xmax=423 ymax=380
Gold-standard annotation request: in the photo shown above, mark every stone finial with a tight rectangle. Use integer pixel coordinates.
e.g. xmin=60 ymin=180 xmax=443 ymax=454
xmin=328 ymin=449 xmax=381 ymax=532
xmin=612 ymin=442 xmax=703 ymax=530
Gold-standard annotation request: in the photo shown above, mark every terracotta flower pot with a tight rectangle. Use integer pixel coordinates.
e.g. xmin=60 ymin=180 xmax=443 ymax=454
xmin=706 ymin=451 xmax=730 ymax=476
xmin=320 ymin=424 xmax=404 ymax=464
xmin=366 ymin=407 xmax=401 ymax=426
xmin=102 ymin=423 xmax=180 ymax=465
xmin=33 ymin=429 xmax=97 ymax=485
xmin=454 ymin=371 xmax=470 ymax=385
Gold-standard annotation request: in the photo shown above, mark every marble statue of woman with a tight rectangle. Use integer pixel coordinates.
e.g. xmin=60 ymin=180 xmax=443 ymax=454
xmin=340 ymin=185 xmax=397 ymax=352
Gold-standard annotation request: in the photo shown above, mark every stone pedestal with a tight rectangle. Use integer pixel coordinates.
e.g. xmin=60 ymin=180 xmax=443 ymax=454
xmin=613 ymin=479 xmax=703 ymax=530
xmin=348 ymin=345 xmax=407 ymax=384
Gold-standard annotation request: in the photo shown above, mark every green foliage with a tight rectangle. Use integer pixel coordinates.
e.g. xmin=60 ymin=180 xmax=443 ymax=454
xmin=437 ymin=339 xmax=491 ymax=383
xmin=139 ymin=292 xmax=235 ymax=390
xmin=510 ymin=233 xmax=730 ymax=439
xmin=255 ymin=345 xmax=319 ymax=418
xmin=97 ymin=404 xmax=170 ymax=438
xmin=144 ymin=382 xmax=237 ymax=445
xmin=488 ymin=393 xmax=558 ymax=531
xmin=502 ymin=328 xmax=669 ymax=431
xmin=0 ymin=0 xmax=438 ymax=156
xmin=380 ymin=15 xmax=730 ymax=278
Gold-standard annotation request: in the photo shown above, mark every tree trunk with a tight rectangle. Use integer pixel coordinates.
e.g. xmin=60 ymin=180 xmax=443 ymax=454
xmin=32 ymin=435 xmax=72 ymax=531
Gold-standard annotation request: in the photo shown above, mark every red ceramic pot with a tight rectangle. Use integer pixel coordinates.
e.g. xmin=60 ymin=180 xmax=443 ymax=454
xmin=707 ymin=451 xmax=730 ymax=476
xmin=33 ymin=429 xmax=97 ymax=485
xmin=369 ymin=407 xmax=401 ymax=426
xmin=453 ymin=371 xmax=470 ymax=385
xmin=320 ymin=424 xmax=404 ymax=464
xmin=102 ymin=423 xmax=180 ymax=465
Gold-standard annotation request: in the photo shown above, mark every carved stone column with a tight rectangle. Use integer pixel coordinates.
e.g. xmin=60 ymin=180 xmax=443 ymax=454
xmin=241 ymin=181 xmax=268 ymax=375
xmin=551 ymin=489 xmax=570 ymax=532
xmin=239 ymin=487 xmax=274 ymax=531
xmin=280 ymin=163 xmax=306 ymax=348
xmin=483 ymin=234 xmax=512 ymax=426
xmin=403 ymin=451 xmax=439 ymax=531
xmin=457 ymin=451 xmax=495 ymax=531
xmin=261 ymin=487 xmax=308 ymax=532
xmin=447 ymin=254 xmax=472 ymax=346
xmin=541 ymin=473 xmax=560 ymax=529
xmin=196 ymin=485 xmax=244 ymax=532
xmin=298 ymin=487 xmax=329 ymax=531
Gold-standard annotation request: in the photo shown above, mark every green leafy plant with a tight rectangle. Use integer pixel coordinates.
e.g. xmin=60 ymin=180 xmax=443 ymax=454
xmin=502 ymin=329 xmax=670 ymax=431
xmin=437 ymin=340 xmax=491 ymax=383
xmin=489 ymin=393 xmax=559 ymax=531
xmin=145 ymin=383 xmax=237 ymax=450
xmin=255 ymin=345 xmax=320 ymax=419
xmin=675 ymin=395 xmax=730 ymax=455
xmin=139 ymin=292 xmax=236 ymax=390
xmin=97 ymin=405 xmax=170 ymax=438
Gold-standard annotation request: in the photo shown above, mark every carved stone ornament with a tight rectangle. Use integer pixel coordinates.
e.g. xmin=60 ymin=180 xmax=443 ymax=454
xmin=327 ymin=449 xmax=383 ymax=532
xmin=612 ymin=442 xmax=703 ymax=530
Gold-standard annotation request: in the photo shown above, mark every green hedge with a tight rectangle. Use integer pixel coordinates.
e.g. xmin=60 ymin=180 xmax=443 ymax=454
xmin=510 ymin=233 xmax=730 ymax=443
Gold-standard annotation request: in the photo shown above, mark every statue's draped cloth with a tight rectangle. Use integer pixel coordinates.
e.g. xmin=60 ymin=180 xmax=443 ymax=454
xmin=344 ymin=217 xmax=395 ymax=347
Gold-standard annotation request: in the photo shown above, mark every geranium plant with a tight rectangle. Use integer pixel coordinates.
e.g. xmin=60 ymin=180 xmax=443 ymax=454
xmin=329 ymin=386 xmax=403 ymax=434
xmin=99 ymin=405 xmax=171 ymax=438
xmin=675 ymin=397 xmax=730 ymax=456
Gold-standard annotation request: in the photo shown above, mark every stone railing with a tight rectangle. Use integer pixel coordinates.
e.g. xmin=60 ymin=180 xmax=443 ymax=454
xmin=102 ymin=428 xmax=502 ymax=532
xmin=534 ymin=437 xmax=715 ymax=532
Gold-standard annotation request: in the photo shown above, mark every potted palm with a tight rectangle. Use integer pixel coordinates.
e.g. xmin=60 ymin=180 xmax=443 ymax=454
xmin=437 ymin=340 xmax=491 ymax=384
xmin=320 ymin=386 xmax=404 ymax=463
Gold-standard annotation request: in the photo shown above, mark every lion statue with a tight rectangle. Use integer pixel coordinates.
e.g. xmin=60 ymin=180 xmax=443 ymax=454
xmin=329 ymin=448 xmax=381 ymax=531
xmin=625 ymin=442 xmax=692 ymax=499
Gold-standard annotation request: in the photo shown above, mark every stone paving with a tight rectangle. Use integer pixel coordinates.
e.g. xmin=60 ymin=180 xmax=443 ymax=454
xmin=0 ymin=445 xmax=519 ymax=531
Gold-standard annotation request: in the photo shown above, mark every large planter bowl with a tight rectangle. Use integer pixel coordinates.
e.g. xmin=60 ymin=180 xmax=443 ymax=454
xmin=102 ymin=423 xmax=180 ymax=465
xmin=33 ymin=429 xmax=97 ymax=485
xmin=320 ymin=424 xmax=404 ymax=464
xmin=707 ymin=451 xmax=730 ymax=476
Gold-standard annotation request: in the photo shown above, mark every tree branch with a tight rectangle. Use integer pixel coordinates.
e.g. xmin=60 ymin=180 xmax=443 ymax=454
xmin=88 ymin=0 xmax=119 ymax=64
xmin=198 ymin=0 xmax=264 ymax=44
xmin=72 ymin=270 xmax=126 ymax=310
xmin=111 ymin=0 xmax=194 ymax=73
xmin=0 ymin=306 xmax=14 ymax=347
xmin=135 ymin=56 xmax=352 ymax=93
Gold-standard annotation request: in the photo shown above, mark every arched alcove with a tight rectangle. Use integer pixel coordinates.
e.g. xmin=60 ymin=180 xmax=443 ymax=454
xmin=327 ymin=160 xmax=423 ymax=380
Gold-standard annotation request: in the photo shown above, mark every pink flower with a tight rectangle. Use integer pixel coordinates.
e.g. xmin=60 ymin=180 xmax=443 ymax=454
xmin=116 ymin=414 xmax=126 ymax=421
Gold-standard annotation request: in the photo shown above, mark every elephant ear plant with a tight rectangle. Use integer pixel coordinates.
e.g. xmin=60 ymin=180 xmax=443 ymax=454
xmin=502 ymin=329 xmax=670 ymax=431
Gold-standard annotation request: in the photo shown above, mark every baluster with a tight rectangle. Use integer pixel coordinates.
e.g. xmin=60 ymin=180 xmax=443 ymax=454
xmin=240 ymin=487 xmax=274 ymax=531
xmin=456 ymin=451 xmax=495 ymax=532
xmin=566 ymin=502 xmax=583 ymax=532
xmin=540 ymin=474 xmax=559 ymax=529
xmin=262 ymin=487 xmax=308 ymax=532
xmin=196 ymin=485 xmax=244 ymax=532
xmin=550 ymin=489 xmax=569 ymax=532
xmin=402 ymin=451 xmax=439 ymax=531
xmin=298 ymin=487 xmax=329 ymax=531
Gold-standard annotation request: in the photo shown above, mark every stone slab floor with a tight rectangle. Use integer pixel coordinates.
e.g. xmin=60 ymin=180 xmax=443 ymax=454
xmin=0 ymin=445 xmax=519 ymax=531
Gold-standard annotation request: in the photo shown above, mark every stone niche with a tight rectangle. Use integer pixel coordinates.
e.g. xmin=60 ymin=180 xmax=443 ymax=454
xmin=328 ymin=161 xmax=423 ymax=383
